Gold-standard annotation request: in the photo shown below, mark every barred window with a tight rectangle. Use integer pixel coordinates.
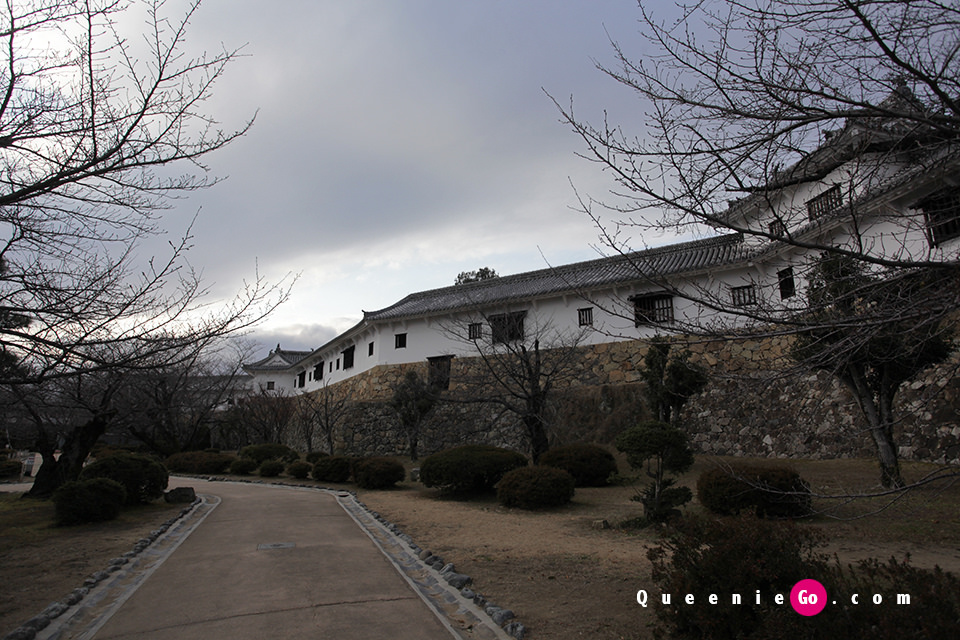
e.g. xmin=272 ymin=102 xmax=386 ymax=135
xmin=806 ymin=184 xmax=843 ymax=220
xmin=468 ymin=322 xmax=483 ymax=340
xmin=490 ymin=311 xmax=526 ymax=344
xmin=632 ymin=293 xmax=674 ymax=325
xmin=731 ymin=284 xmax=757 ymax=307
xmin=768 ymin=220 xmax=786 ymax=238
xmin=919 ymin=188 xmax=960 ymax=247
xmin=578 ymin=307 xmax=594 ymax=327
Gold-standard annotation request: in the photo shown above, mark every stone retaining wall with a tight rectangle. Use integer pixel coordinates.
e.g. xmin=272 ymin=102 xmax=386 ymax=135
xmin=283 ymin=336 xmax=960 ymax=465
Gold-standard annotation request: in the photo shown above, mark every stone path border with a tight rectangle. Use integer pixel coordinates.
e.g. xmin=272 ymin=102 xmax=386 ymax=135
xmin=4 ymin=479 xmax=526 ymax=640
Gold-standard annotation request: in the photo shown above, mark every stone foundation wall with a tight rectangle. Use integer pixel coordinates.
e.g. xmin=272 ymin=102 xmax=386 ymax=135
xmin=282 ymin=336 xmax=960 ymax=465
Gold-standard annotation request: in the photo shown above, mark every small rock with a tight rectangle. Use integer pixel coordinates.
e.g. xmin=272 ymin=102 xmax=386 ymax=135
xmin=445 ymin=572 xmax=472 ymax=589
xmin=164 ymin=487 xmax=196 ymax=504
xmin=504 ymin=621 xmax=527 ymax=639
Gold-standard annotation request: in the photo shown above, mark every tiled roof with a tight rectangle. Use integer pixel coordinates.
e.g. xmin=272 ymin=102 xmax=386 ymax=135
xmin=244 ymin=346 xmax=313 ymax=371
xmin=364 ymin=233 xmax=750 ymax=321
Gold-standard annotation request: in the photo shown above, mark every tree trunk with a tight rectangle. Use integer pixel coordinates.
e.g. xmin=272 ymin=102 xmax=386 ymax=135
xmin=27 ymin=415 xmax=110 ymax=498
xmin=842 ymin=366 xmax=905 ymax=489
xmin=525 ymin=415 xmax=550 ymax=464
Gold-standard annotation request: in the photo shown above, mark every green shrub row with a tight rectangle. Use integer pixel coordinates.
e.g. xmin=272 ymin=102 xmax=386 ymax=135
xmin=419 ymin=445 xmax=528 ymax=494
xmin=697 ymin=463 xmax=812 ymax=518
xmin=354 ymin=457 xmax=405 ymax=489
xmin=164 ymin=451 xmax=234 ymax=474
xmin=238 ymin=443 xmax=299 ymax=464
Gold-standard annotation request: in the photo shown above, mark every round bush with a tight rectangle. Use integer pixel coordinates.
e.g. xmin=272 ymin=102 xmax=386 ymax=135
xmin=305 ymin=451 xmax=329 ymax=464
xmin=497 ymin=466 xmax=575 ymax=510
xmin=238 ymin=443 xmax=299 ymax=464
xmin=539 ymin=444 xmax=618 ymax=487
xmin=419 ymin=445 xmax=528 ymax=494
xmin=80 ymin=452 xmax=168 ymax=505
xmin=258 ymin=459 xmax=285 ymax=477
xmin=164 ymin=451 xmax=234 ymax=474
xmin=697 ymin=463 xmax=812 ymax=518
xmin=286 ymin=461 xmax=313 ymax=479
xmin=53 ymin=478 xmax=127 ymax=526
xmin=312 ymin=456 xmax=352 ymax=483
xmin=354 ymin=457 xmax=405 ymax=489
xmin=229 ymin=457 xmax=259 ymax=475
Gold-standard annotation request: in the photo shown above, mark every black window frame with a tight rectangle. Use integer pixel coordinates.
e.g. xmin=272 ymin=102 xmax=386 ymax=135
xmin=919 ymin=188 xmax=960 ymax=247
xmin=730 ymin=284 xmax=757 ymax=307
xmin=578 ymin=307 xmax=594 ymax=327
xmin=467 ymin=322 xmax=483 ymax=340
xmin=342 ymin=345 xmax=355 ymax=370
xmin=631 ymin=293 xmax=674 ymax=326
xmin=806 ymin=184 xmax=843 ymax=220
xmin=489 ymin=311 xmax=526 ymax=344
xmin=777 ymin=267 xmax=796 ymax=300
xmin=395 ymin=333 xmax=407 ymax=349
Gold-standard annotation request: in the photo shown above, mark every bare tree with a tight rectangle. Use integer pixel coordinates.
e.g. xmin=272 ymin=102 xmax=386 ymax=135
xmin=452 ymin=312 xmax=587 ymax=463
xmin=388 ymin=369 xmax=437 ymax=462
xmin=231 ymin=386 xmax=295 ymax=445
xmin=295 ymin=380 xmax=350 ymax=454
xmin=0 ymin=1 xmax=289 ymax=496
xmin=556 ymin=0 xmax=960 ymax=486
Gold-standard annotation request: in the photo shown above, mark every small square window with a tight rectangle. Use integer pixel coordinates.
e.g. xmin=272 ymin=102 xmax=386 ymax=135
xmin=578 ymin=307 xmax=594 ymax=327
xmin=490 ymin=311 xmax=525 ymax=344
xmin=266 ymin=381 xmax=275 ymax=391
xmin=632 ymin=294 xmax=674 ymax=325
xmin=395 ymin=333 xmax=407 ymax=349
xmin=731 ymin=284 xmax=757 ymax=307
xmin=468 ymin=322 xmax=483 ymax=340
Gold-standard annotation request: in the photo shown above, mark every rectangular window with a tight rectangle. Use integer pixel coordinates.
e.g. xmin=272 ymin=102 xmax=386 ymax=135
xmin=730 ymin=284 xmax=757 ymax=307
xmin=296 ymin=371 xmax=306 ymax=388
xmin=768 ymin=220 xmax=786 ymax=238
xmin=266 ymin=381 xmax=275 ymax=391
xmin=468 ymin=322 xmax=483 ymax=340
xmin=778 ymin=267 xmax=796 ymax=300
xmin=342 ymin=346 xmax=355 ymax=370
xmin=806 ymin=184 xmax=843 ymax=220
xmin=490 ymin=311 xmax=526 ymax=344
xmin=314 ymin=362 xmax=324 ymax=380
xmin=578 ymin=307 xmax=594 ymax=327
xmin=428 ymin=355 xmax=453 ymax=391
xmin=395 ymin=333 xmax=407 ymax=349
xmin=368 ymin=342 xmax=374 ymax=357
xmin=632 ymin=293 xmax=674 ymax=325
xmin=919 ymin=188 xmax=960 ymax=247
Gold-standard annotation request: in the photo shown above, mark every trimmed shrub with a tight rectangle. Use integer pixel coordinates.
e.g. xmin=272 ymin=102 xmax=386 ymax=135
xmin=80 ymin=452 xmax=167 ymax=505
xmin=0 ymin=458 xmax=22 ymax=478
xmin=238 ymin=443 xmax=299 ymax=464
xmin=616 ymin=421 xmax=695 ymax=521
xmin=164 ymin=451 xmax=234 ymax=474
xmin=286 ymin=461 xmax=313 ymax=479
xmin=53 ymin=478 xmax=127 ymax=526
xmin=419 ymin=445 xmax=528 ymax=494
xmin=497 ymin=466 xmax=575 ymax=510
xmin=305 ymin=451 xmax=329 ymax=464
xmin=258 ymin=459 xmax=285 ymax=477
xmin=539 ymin=443 xmax=617 ymax=487
xmin=697 ymin=463 xmax=812 ymax=518
xmin=354 ymin=457 xmax=405 ymax=489
xmin=312 ymin=456 xmax=352 ymax=483
xmin=229 ymin=457 xmax=259 ymax=475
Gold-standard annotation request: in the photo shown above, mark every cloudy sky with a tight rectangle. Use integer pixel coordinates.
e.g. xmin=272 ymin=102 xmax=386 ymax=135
xmin=152 ymin=0 xmax=671 ymax=358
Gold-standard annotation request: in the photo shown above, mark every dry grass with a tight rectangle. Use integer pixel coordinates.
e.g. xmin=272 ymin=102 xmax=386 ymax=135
xmin=2 ymin=454 xmax=958 ymax=639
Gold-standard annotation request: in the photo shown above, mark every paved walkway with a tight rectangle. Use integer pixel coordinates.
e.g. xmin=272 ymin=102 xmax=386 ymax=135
xmin=26 ymin=479 xmax=509 ymax=640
